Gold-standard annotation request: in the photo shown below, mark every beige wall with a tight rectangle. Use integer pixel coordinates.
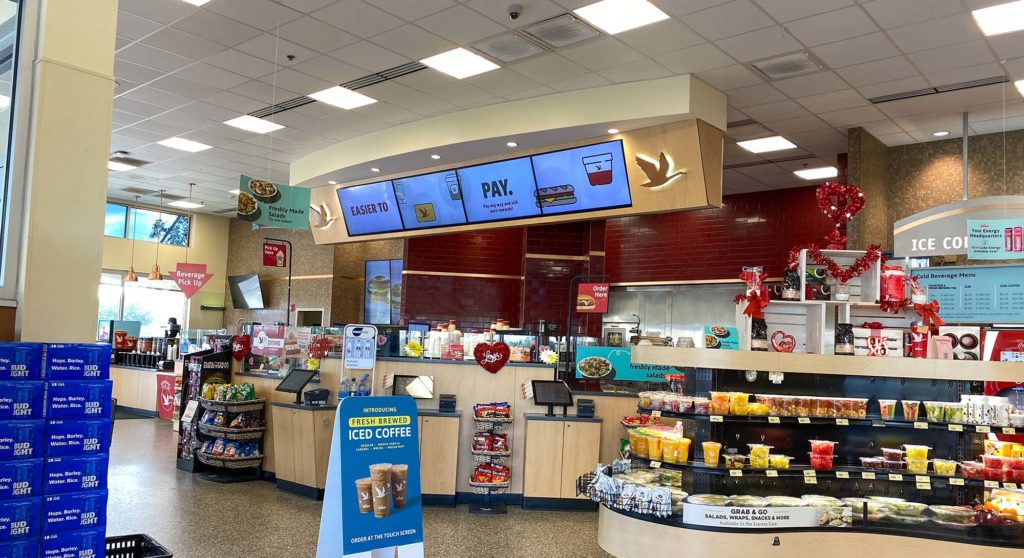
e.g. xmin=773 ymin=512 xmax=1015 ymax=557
xmin=102 ymin=210 xmax=231 ymax=330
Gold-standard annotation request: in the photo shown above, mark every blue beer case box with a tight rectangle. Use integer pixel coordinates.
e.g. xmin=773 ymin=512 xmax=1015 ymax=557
xmin=0 ymin=383 xmax=43 ymax=420
xmin=0 ymin=499 xmax=40 ymax=542
xmin=43 ymin=491 xmax=107 ymax=534
xmin=0 ymin=538 xmax=36 ymax=558
xmin=45 ymin=420 xmax=111 ymax=457
xmin=43 ymin=455 xmax=108 ymax=495
xmin=0 ymin=345 xmax=42 ymax=381
xmin=43 ymin=344 xmax=111 ymax=381
xmin=40 ymin=527 xmax=105 ymax=558
xmin=0 ymin=460 xmax=42 ymax=500
xmin=44 ymin=382 xmax=112 ymax=419
xmin=0 ymin=421 xmax=44 ymax=461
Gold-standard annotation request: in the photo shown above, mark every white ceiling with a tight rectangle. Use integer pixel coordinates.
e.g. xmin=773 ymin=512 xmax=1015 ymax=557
xmin=109 ymin=0 xmax=1024 ymax=212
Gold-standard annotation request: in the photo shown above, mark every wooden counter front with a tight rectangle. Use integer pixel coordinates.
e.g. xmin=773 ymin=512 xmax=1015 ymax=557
xmin=110 ymin=365 xmax=161 ymax=415
xmin=271 ymin=403 xmax=336 ymax=499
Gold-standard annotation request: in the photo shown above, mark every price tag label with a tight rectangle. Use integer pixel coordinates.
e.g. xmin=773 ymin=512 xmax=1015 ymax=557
xmin=948 ymin=424 xmax=964 ymax=432
xmin=871 ymin=420 xmax=886 ymax=428
xmin=916 ymin=476 xmax=930 ymax=484
xmin=1003 ymin=427 xmax=1017 ymax=435
xmin=1005 ymin=483 xmax=1019 ymax=490
xmin=803 ymin=470 xmax=816 ymax=477
xmin=768 ymin=416 xmax=781 ymax=424
xmin=766 ymin=470 xmax=779 ymax=477
xmin=836 ymin=418 xmax=849 ymax=426
xmin=977 ymin=425 xmax=992 ymax=434
xmin=649 ymin=461 xmax=662 ymax=469
xmin=730 ymin=469 xmax=743 ymax=477
xmin=985 ymin=480 xmax=999 ymax=488
xmin=650 ymin=410 xmax=662 ymax=418
xmin=916 ymin=481 xmax=931 ymax=490
xmin=804 ymin=477 xmax=818 ymax=485
xmin=798 ymin=417 xmax=811 ymax=424
xmin=888 ymin=473 xmax=904 ymax=481
xmin=862 ymin=472 xmax=876 ymax=480
xmin=836 ymin=471 xmax=850 ymax=479
xmin=949 ymin=478 xmax=965 ymax=486
xmin=914 ymin=422 xmax=928 ymax=430
xmin=710 ymin=415 xmax=724 ymax=423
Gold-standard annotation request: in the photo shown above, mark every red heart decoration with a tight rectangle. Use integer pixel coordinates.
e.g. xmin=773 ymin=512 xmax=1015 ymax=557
xmin=816 ymin=182 xmax=865 ymax=226
xmin=474 ymin=342 xmax=510 ymax=374
xmin=231 ymin=334 xmax=251 ymax=361
xmin=770 ymin=331 xmax=796 ymax=353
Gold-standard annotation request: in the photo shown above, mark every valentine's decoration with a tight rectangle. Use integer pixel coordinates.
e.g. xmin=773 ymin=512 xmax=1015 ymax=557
xmin=910 ymin=325 xmax=930 ymax=358
xmin=908 ymin=276 xmax=927 ymax=304
xmin=816 ymin=182 xmax=865 ymax=250
xmin=788 ymin=244 xmax=883 ymax=285
xmin=770 ymin=331 xmax=796 ymax=353
xmin=474 ymin=341 xmax=511 ymax=374
xmin=834 ymin=323 xmax=855 ymax=356
xmin=878 ymin=298 xmax=910 ymax=314
xmin=853 ymin=326 xmax=903 ymax=358
xmin=881 ymin=264 xmax=907 ymax=302
xmin=834 ymin=281 xmax=851 ymax=301
xmin=231 ymin=334 xmax=251 ymax=361
xmin=750 ymin=318 xmax=768 ymax=351
xmin=742 ymin=291 xmax=769 ymax=319
xmin=739 ymin=266 xmax=766 ymax=294
xmin=308 ymin=335 xmax=332 ymax=359
xmin=914 ymin=300 xmax=946 ymax=327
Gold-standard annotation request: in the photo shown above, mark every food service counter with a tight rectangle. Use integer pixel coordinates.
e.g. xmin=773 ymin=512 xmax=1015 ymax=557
xmin=110 ymin=363 xmax=182 ymax=416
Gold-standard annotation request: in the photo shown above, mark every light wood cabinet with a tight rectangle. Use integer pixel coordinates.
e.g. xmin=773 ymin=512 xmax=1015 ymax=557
xmin=419 ymin=413 xmax=459 ymax=497
xmin=560 ymin=421 xmax=601 ymax=499
xmin=523 ymin=415 xmax=602 ymax=502
xmin=109 ymin=366 xmax=157 ymax=413
xmin=271 ymin=404 xmax=337 ymax=498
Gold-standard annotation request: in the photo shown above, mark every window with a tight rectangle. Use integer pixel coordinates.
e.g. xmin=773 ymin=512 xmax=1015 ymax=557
xmin=97 ymin=272 xmax=187 ymax=338
xmin=0 ymin=1 xmax=24 ymax=288
xmin=104 ymin=204 xmax=126 ymax=238
xmin=103 ymin=203 xmax=191 ymax=247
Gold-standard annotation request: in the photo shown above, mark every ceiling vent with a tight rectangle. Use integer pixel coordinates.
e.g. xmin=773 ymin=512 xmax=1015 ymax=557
xmin=749 ymin=51 xmax=824 ymax=81
xmin=108 ymin=155 xmax=151 ymax=168
xmin=521 ymin=14 xmax=600 ymax=49
xmin=727 ymin=118 xmax=758 ymax=129
xmin=473 ymin=32 xmax=546 ymax=63
xmin=868 ymin=75 xmax=1009 ymax=104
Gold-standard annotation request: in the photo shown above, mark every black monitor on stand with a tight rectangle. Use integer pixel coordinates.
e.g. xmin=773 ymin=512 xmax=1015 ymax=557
xmin=275 ymin=368 xmax=318 ymax=405
xmin=532 ymin=380 xmax=574 ymax=417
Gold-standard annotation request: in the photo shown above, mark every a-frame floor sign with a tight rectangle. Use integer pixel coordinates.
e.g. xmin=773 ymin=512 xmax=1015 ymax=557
xmin=316 ymin=395 xmax=424 ymax=558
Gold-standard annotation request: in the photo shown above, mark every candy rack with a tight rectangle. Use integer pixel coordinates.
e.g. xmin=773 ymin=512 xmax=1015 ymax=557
xmin=469 ymin=414 xmax=513 ymax=515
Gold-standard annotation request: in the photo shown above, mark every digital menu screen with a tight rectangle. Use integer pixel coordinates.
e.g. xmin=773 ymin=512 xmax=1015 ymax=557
xmin=532 ymin=140 xmax=631 ymax=215
xmin=458 ymin=158 xmax=541 ymax=223
xmin=394 ymin=171 xmax=467 ymax=230
xmin=337 ymin=181 xmax=404 ymax=236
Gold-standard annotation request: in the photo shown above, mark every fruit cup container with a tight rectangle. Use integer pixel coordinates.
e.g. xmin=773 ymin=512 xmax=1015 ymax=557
xmin=638 ymin=392 xmax=653 ymax=409
xmin=810 ymin=440 xmax=837 ymax=456
xmin=906 ymin=459 xmax=929 ymax=475
xmin=882 ymin=448 xmax=905 ymax=461
xmin=769 ymin=454 xmax=792 ymax=469
xmin=724 ymin=454 xmax=746 ymax=469
xmin=985 ymin=467 xmax=1007 ymax=482
xmin=923 ymin=401 xmax=947 ymax=422
xmin=944 ymin=403 xmax=964 ymax=424
xmin=709 ymin=392 xmax=730 ymax=415
xmin=903 ymin=445 xmax=930 ymax=461
xmin=878 ymin=399 xmax=897 ymax=420
xmin=860 ymin=457 xmax=884 ymax=470
xmin=961 ymin=461 xmax=984 ymax=479
xmin=809 ymin=453 xmax=834 ymax=471
xmin=883 ymin=460 xmax=905 ymax=471
xmin=982 ymin=455 xmax=1009 ymax=469
xmin=901 ymin=400 xmax=920 ymax=421
xmin=729 ymin=392 xmax=750 ymax=416
xmin=1007 ymin=457 xmax=1024 ymax=471
xmin=933 ymin=459 xmax=958 ymax=477
xmin=692 ymin=398 xmax=710 ymax=415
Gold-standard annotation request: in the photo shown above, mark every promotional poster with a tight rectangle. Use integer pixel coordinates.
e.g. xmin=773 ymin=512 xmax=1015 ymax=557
xmin=967 ymin=218 xmax=1024 ymax=259
xmin=575 ymin=346 xmax=671 ymax=382
xmin=316 ymin=396 xmax=424 ymax=558
xmin=236 ymin=175 xmax=310 ymax=229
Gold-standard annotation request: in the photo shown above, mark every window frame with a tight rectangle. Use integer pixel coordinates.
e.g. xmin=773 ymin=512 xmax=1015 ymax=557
xmin=98 ymin=268 xmax=188 ymax=338
xmin=104 ymin=201 xmax=192 ymax=247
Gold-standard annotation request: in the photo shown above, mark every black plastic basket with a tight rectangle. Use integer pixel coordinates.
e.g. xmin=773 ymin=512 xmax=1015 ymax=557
xmin=105 ymin=534 xmax=173 ymax=558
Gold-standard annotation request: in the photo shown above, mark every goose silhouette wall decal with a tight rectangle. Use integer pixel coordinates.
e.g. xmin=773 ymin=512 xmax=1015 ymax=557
xmin=635 ymin=152 xmax=686 ymax=189
xmin=309 ymin=202 xmax=337 ymax=229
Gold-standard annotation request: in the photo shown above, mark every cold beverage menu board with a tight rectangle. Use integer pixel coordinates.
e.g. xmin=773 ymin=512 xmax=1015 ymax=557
xmin=913 ymin=265 xmax=1024 ymax=323
xmin=335 ymin=139 xmax=631 ymax=236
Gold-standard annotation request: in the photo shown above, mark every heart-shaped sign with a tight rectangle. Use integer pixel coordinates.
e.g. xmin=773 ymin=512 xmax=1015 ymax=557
xmin=474 ymin=341 xmax=511 ymax=374
xmin=816 ymin=182 xmax=865 ymax=226
xmin=770 ymin=331 xmax=796 ymax=353
xmin=231 ymin=334 xmax=251 ymax=361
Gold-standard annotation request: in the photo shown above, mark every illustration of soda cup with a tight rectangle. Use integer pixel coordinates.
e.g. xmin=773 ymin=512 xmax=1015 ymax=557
xmin=445 ymin=173 xmax=461 ymax=200
xmin=394 ymin=181 xmax=406 ymax=204
xmin=582 ymin=153 xmax=614 ymax=186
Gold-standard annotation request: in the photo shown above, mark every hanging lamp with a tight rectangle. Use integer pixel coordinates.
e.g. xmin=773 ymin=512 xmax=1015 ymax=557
xmin=148 ymin=190 xmax=164 ymax=280
xmin=125 ymin=195 xmax=141 ymax=282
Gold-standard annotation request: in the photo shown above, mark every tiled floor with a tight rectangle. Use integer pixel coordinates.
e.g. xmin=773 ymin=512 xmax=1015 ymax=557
xmin=107 ymin=418 xmax=612 ymax=558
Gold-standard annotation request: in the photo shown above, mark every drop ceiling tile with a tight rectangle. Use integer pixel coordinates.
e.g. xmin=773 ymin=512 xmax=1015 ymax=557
xmin=857 ymin=75 xmax=930 ymax=99
xmin=986 ymin=33 xmax=1024 ymax=61
xmin=811 ymin=32 xmax=900 ymax=69
xmin=908 ymin=40 xmax=996 ymax=75
xmin=112 ymin=110 xmax=145 ymax=127
xmin=561 ymin=37 xmax=645 ymax=72
xmin=725 ymin=123 xmax=771 ymax=141
xmin=352 ymin=102 xmax=421 ymax=125
xmin=204 ymin=49 xmax=278 ymax=79
xmin=418 ymin=5 xmax=508 ymax=45
xmin=116 ymin=126 xmax=171 ymax=143
xmin=330 ymin=41 xmax=411 ymax=73
xmin=861 ymin=0 xmax=965 ymax=29
xmin=795 ymin=89 xmax=868 ymax=113
xmin=599 ymin=58 xmax=673 ymax=84
xmin=370 ymin=24 xmax=454 ymax=60
xmin=356 ymin=82 xmax=459 ymax=116
xmin=772 ymin=71 xmax=848 ymax=98
xmin=509 ymin=54 xmax=591 ymax=83
xmin=148 ymin=75 xmax=221 ymax=100
xmin=892 ymin=112 xmax=967 ymax=133
xmin=762 ymin=114 xmax=831 ymax=134
xmin=464 ymin=0 xmax=563 ymax=27
xmin=742 ymin=99 xmax=811 ymax=122
xmin=124 ymin=86 xmax=193 ymax=110
xmin=857 ymin=119 xmax=904 ymax=137
xmin=465 ymin=68 xmax=544 ymax=97
xmin=969 ymin=116 xmax=1024 ymax=135
xmin=784 ymin=6 xmax=879 ymax=47
xmin=234 ymin=34 xmax=318 ymax=66
xmin=278 ymin=16 xmax=361 ymax=54
xmin=683 ymin=0 xmax=774 ymax=40
xmin=115 ymin=37 xmax=133 ymax=52
xmin=367 ymin=0 xmax=457 ymax=20
xmin=118 ymin=0 xmax=196 ymax=24
xmin=396 ymin=68 xmax=458 ymax=93
xmin=502 ymin=85 xmax=558 ymax=100
xmin=967 ymin=98 xmax=1024 ymax=121
xmin=150 ymin=109 xmax=219 ymax=131
xmin=176 ymin=101 xmax=239 ymax=122
xmin=257 ymin=68 xmax=333 ymax=96
xmin=171 ymin=9 xmax=264 ymax=48
xmin=653 ymin=43 xmax=734 ymax=75
xmin=874 ymin=131 xmax=915 ymax=145
xmin=275 ymin=0 xmax=338 ymax=13
xmin=205 ymin=0 xmax=304 ymax=31
xmin=204 ymin=90 xmax=268 ymax=113
xmin=117 ymin=10 xmax=164 ymax=41
xmin=548 ymin=72 xmax=611 ymax=92
xmin=132 ymin=119 xmax=195 ymax=137
xmin=172 ymin=62 xmax=251 ymax=90
xmin=118 ymin=43 xmax=195 ymax=73
xmin=726 ymin=83 xmax=787 ymax=108
xmin=653 ymin=0 xmax=733 ymax=16
xmin=887 ymin=14 xmax=983 ymax=54
xmin=115 ymin=59 xmax=166 ymax=84
xmin=616 ymin=19 xmax=704 ymax=57
xmin=924 ymin=62 xmax=1005 ymax=89
xmin=312 ymin=0 xmax=405 ymax=38
xmin=696 ymin=64 xmax=763 ymax=90
xmin=431 ymin=79 xmax=501 ymax=106
xmin=228 ymin=80 xmax=302 ymax=105
xmin=717 ymin=27 xmax=801 ymax=63
xmin=819 ymin=104 xmax=886 ymax=128
xmin=752 ymin=0 xmax=854 ymax=23
xmin=835 ymin=56 xmax=919 ymax=87
xmin=141 ymin=28 xmax=225 ymax=61
xmin=291 ymin=54 xmax=368 ymax=84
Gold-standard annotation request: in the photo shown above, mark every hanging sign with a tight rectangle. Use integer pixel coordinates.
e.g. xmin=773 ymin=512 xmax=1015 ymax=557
xmin=263 ymin=242 xmax=288 ymax=267
xmin=894 ymin=196 xmax=1024 ymax=257
xmin=967 ymin=218 xmax=1024 ymax=260
xmin=172 ymin=262 xmax=213 ymax=299
xmin=237 ymin=175 xmax=310 ymax=230
xmin=316 ymin=396 xmax=424 ymax=558
xmin=576 ymin=283 xmax=610 ymax=313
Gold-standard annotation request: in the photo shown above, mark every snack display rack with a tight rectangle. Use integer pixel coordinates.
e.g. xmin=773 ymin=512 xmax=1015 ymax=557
xmin=193 ymin=397 xmax=266 ymax=480
xmin=470 ymin=414 xmax=513 ymax=515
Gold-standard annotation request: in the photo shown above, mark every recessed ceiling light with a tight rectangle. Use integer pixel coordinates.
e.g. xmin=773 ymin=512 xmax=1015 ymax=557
xmin=933 ymin=130 xmax=950 ymax=137
xmin=608 ymin=128 xmax=619 ymax=134
xmin=328 ymin=180 xmax=337 ymax=185
xmin=181 ymin=0 xmax=211 ymax=5
xmin=107 ymin=161 xmax=136 ymax=172
xmin=309 ymin=86 xmax=377 ymax=109
xmin=574 ymin=0 xmax=670 ymax=35
xmin=229 ymin=189 xmax=240 ymax=195
xmin=0 ymin=95 xmax=10 ymax=109
xmin=224 ymin=115 xmax=284 ymax=134
xmin=737 ymin=136 xmax=798 ymax=153
xmin=794 ymin=166 xmax=838 ymax=180
xmin=370 ymin=167 xmax=381 ymax=172
xmin=430 ymin=154 xmax=441 ymax=160
xmin=167 ymin=200 xmax=203 ymax=209
xmin=420 ymin=48 xmax=499 ymax=79
xmin=972 ymin=1 xmax=1024 ymax=36
xmin=157 ymin=137 xmax=212 ymax=152
xmin=506 ymin=141 xmax=518 ymax=147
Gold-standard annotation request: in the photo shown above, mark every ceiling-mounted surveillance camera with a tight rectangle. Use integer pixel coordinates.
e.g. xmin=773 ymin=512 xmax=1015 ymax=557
xmin=508 ymin=3 xmax=522 ymax=20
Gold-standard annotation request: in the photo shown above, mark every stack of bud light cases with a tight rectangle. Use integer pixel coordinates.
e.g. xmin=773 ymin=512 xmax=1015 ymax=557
xmin=0 ymin=343 xmax=113 ymax=558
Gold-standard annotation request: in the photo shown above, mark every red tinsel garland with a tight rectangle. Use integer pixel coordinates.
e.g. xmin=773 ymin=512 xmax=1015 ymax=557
xmin=786 ymin=244 xmax=883 ymax=284
xmin=878 ymin=298 xmax=910 ymax=314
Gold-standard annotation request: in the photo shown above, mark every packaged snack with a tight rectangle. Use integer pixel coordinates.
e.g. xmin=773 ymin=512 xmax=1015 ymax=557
xmin=211 ymin=438 xmax=227 ymax=456
xmin=923 ymin=401 xmax=946 ymax=422
xmin=200 ymin=440 xmax=215 ymax=453
xmin=903 ymin=444 xmax=930 ymax=461
xmin=201 ymin=383 xmax=218 ymax=400
xmin=226 ymin=385 xmax=240 ymax=402
xmin=809 ymin=453 xmax=834 ymax=470
xmin=223 ymin=441 xmax=240 ymax=458
xmin=238 ymin=383 xmax=256 ymax=401
xmin=945 ymin=403 xmax=964 ymax=423
xmin=906 ymin=459 xmax=928 ymax=475
xmin=491 ymin=434 xmax=508 ymax=453
xmin=901 ymin=400 xmax=920 ymax=421
xmin=229 ymin=413 xmax=254 ymax=429
xmin=709 ymin=392 xmax=729 ymax=415
xmin=215 ymin=385 xmax=231 ymax=402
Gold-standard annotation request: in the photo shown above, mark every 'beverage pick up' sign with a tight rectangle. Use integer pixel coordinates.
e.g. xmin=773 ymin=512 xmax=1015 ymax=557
xmin=173 ymin=262 xmax=213 ymax=299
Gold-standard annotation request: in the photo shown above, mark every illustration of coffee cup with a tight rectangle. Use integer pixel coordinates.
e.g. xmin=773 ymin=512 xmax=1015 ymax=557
xmin=582 ymin=153 xmax=614 ymax=186
xmin=356 ymin=477 xmax=373 ymax=514
xmin=392 ymin=464 xmax=408 ymax=509
xmin=370 ymin=463 xmax=393 ymax=518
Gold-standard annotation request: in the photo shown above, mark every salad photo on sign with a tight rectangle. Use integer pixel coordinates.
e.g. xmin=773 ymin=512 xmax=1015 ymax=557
xmin=237 ymin=175 xmax=310 ymax=230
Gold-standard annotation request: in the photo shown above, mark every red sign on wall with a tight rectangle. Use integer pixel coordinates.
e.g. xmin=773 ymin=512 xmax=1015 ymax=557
xmin=172 ymin=262 xmax=213 ymax=299
xmin=263 ymin=242 xmax=287 ymax=267
xmin=576 ymin=283 xmax=609 ymax=313
xmin=251 ymin=325 xmax=286 ymax=358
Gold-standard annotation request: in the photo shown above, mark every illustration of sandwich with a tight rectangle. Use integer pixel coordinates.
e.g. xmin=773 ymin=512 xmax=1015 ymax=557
xmin=576 ymin=294 xmax=596 ymax=310
xmin=536 ymin=185 xmax=577 ymax=208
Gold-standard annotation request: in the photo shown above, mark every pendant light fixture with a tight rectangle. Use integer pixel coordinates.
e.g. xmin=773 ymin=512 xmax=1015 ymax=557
xmin=125 ymin=195 xmax=141 ymax=282
xmin=148 ymin=190 xmax=164 ymax=280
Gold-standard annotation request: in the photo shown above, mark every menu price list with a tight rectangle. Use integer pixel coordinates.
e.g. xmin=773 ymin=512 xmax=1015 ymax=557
xmin=915 ymin=266 xmax=1024 ymax=322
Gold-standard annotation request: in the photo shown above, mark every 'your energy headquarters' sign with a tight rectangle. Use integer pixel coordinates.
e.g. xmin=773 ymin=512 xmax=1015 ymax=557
xmin=317 ymin=396 xmax=424 ymax=558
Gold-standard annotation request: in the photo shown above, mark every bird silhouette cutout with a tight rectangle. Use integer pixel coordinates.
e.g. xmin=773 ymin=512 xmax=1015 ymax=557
xmin=309 ymin=203 xmax=337 ymax=228
xmin=635 ymin=152 xmax=686 ymax=189
xmin=359 ymin=490 xmax=370 ymax=503
xmin=374 ymin=485 xmax=389 ymax=498
xmin=394 ymin=481 xmax=406 ymax=492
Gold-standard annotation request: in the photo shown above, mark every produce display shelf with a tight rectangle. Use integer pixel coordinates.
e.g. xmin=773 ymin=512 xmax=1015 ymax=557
xmin=636 ymin=408 xmax=1016 ymax=434
xmin=630 ymin=457 xmax=1013 ymax=489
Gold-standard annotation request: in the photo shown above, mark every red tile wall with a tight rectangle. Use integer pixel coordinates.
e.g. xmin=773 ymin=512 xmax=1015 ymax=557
xmin=402 ymin=274 xmax=522 ymax=331
xmin=404 ymin=228 xmax=525 ymax=275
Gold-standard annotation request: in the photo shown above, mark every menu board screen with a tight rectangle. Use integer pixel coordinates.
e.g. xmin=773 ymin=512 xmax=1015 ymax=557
xmin=394 ymin=171 xmax=467 ymax=230
xmin=458 ymin=158 xmax=541 ymax=223
xmin=532 ymin=140 xmax=631 ymax=215
xmin=913 ymin=265 xmax=1024 ymax=323
xmin=337 ymin=181 xmax=404 ymax=236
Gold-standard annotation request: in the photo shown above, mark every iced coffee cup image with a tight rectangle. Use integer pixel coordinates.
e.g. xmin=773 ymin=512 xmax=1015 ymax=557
xmin=370 ymin=463 xmax=393 ymax=518
xmin=355 ymin=477 xmax=373 ymax=514
xmin=582 ymin=153 xmax=614 ymax=186
xmin=391 ymin=464 xmax=409 ymax=509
